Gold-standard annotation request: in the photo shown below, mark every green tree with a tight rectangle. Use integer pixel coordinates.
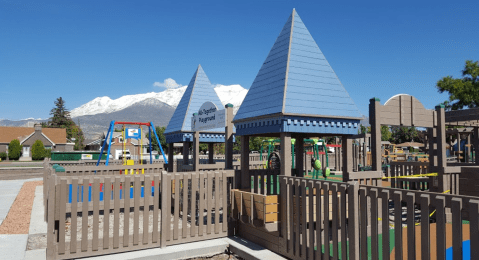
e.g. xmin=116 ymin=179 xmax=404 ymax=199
xmin=49 ymin=97 xmax=71 ymax=127
xmin=359 ymin=125 xmax=371 ymax=134
xmin=8 ymin=139 xmax=22 ymax=160
xmin=436 ymin=60 xmax=479 ymax=110
xmin=148 ymin=126 xmax=167 ymax=152
xmin=46 ymin=97 xmax=85 ymax=150
xmin=0 ymin=152 xmax=7 ymax=161
xmin=381 ymin=125 xmax=392 ymax=142
xmin=32 ymin=140 xmax=46 ymax=160
xmin=391 ymin=126 xmax=420 ymax=144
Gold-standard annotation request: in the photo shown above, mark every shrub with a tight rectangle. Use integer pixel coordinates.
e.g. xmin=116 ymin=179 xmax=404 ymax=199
xmin=44 ymin=149 xmax=52 ymax=159
xmin=0 ymin=152 xmax=7 ymax=160
xmin=8 ymin=139 xmax=22 ymax=160
xmin=32 ymin=140 xmax=46 ymax=160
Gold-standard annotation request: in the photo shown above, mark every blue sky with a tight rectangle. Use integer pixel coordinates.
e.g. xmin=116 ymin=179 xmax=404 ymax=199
xmin=1 ymin=0 xmax=478 ymax=120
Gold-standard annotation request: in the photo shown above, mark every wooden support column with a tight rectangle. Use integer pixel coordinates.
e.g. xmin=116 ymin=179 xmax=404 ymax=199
xmin=241 ymin=136 xmax=250 ymax=189
xmin=168 ymin=143 xmax=174 ymax=172
xmin=280 ymin=132 xmax=292 ymax=177
xmin=466 ymin=134 xmax=471 ymax=163
xmin=208 ymin=143 xmax=214 ymax=164
xmin=182 ymin=141 xmax=189 ymax=165
xmin=335 ymin=137 xmax=339 ymax=171
xmin=369 ymin=98 xmax=382 ymax=172
xmin=474 ymin=127 xmax=479 ymax=165
xmin=436 ymin=105 xmax=447 ymax=192
xmin=342 ymin=136 xmax=353 ymax=182
xmin=457 ymin=132 xmax=461 ymax=162
xmin=193 ymin=132 xmax=199 ymax=171
xmin=295 ymin=136 xmax=304 ymax=177
xmin=224 ymin=104 xmax=234 ymax=169
xmin=428 ymin=128 xmax=437 ymax=169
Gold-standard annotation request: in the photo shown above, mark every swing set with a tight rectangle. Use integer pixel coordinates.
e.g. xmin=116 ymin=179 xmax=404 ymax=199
xmin=259 ymin=138 xmax=331 ymax=178
xmin=97 ymin=121 xmax=168 ymax=167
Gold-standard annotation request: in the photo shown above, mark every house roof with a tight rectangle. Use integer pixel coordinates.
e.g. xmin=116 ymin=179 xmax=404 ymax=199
xmin=165 ymin=65 xmax=224 ymax=134
xmin=234 ymin=9 xmax=362 ymax=122
xmin=0 ymin=126 xmax=67 ymax=144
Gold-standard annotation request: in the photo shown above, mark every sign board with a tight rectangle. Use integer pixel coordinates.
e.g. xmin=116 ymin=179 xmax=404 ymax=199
xmin=81 ymin=154 xmax=93 ymax=160
xmin=126 ymin=128 xmax=141 ymax=139
xmin=268 ymin=152 xmax=281 ymax=170
xmin=191 ymin=101 xmax=226 ymax=131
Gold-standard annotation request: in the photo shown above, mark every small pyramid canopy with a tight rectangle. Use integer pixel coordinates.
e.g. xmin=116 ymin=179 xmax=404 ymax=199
xmin=165 ymin=65 xmax=227 ymax=143
xmin=233 ymin=9 xmax=361 ymax=136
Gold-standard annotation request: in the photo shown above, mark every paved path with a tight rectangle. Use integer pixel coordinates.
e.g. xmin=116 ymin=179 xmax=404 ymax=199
xmin=0 ymin=180 xmax=29 ymax=225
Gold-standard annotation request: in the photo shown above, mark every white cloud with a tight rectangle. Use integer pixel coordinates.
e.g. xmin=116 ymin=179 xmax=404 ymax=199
xmin=153 ymin=78 xmax=183 ymax=89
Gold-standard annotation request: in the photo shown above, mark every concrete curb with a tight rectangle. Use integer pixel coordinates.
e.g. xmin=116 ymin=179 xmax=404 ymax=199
xmin=226 ymin=237 xmax=288 ymax=260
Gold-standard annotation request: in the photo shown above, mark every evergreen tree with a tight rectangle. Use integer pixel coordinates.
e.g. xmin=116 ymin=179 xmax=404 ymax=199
xmin=49 ymin=97 xmax=71 ymax=127
xmin=32 ymin=140 xmax=46 ymax=160
xmin=47 ymin=97 xmax=85 ymax=150
xmin=8 ymin=139 xmax=22 ymax=160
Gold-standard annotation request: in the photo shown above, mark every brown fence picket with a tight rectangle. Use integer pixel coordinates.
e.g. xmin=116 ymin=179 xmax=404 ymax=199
xmin=191 ymin=172 xmax=197 ymax=238
xmin=123 ymin=176 xmax=131 ymax=247
xmin=199 ymin=172 xmax=204 ymax=237
xmin=182 ymin=173 xmax=188 ymax=238
xmin=113 ymin=177 xmax=120 ymax=249
xmin=173 ymin=173 xmax=180 ymax=241
xmin=143 ymin=175 xmax=151 ymax=245
xmin=81 ymin=178 xmax=89 ymax=252
xmin=370 ymin=188 xmax=379 ymax=260
xmin=59 ymin=179 xmax=67 ymax=255
xmin=153 ymin=175 xmax=160 ymax=244
xmin=92 ymin=178 xmax=100 ymax=252
xmin=436 ymin=196 xmax=446 ymax=259
xmin=70 ymin=178 xmax=78 ymax=254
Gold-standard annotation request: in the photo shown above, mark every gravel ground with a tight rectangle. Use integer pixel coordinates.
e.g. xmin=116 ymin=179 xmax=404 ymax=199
xmin=64 ymin=208 xmax=224 ymax=242
xmin=0 ymin=180 xmax=43 ymax=234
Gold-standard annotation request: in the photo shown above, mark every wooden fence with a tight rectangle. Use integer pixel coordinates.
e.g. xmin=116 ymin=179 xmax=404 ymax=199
xmin=46 ymin=170 xmax=234 ymax=260
xmin=235 ymin=176 xmax=479 ymax=260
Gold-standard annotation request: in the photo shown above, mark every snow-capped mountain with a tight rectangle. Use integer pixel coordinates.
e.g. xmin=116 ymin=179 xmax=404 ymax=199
xmin=71 ymin=84 xmax=247 ymax=117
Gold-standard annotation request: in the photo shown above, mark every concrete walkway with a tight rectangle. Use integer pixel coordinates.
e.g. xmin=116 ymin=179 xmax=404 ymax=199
xmin=0 ymin=178 xmax=42 ymax=260
xmin=0 ymin=180 xmax=26 ymax=225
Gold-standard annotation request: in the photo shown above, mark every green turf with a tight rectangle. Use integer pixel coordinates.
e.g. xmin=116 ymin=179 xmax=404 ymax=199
xmin=312 ymin=229 xmax=395 ymax=259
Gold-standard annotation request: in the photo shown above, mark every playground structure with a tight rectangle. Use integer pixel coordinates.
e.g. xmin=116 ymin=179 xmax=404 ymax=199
xmin=98 ymin=121 xmax=168 ymax=167
xmin=40 ymin=9 xmax=479 ymax=260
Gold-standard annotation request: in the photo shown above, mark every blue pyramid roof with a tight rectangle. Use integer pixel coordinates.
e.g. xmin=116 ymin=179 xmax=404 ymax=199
xmin=234 ymin=9 xmax=361 ymax=122
xmin=165 ymin=65 xmax=224 ymax=135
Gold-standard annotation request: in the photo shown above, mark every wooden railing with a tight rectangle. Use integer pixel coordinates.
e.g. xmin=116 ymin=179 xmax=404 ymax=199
xmin=390 ymin=161 xmax=430 ymax=190
xmin=45 ymin=170 xmax=234 ymax=260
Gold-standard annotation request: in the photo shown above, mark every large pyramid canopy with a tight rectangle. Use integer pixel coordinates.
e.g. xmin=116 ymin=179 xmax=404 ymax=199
xmin=234 ymin=9 xmax=362 ymax=122
xmin=165 ymin=65 xmax=224 ymax=135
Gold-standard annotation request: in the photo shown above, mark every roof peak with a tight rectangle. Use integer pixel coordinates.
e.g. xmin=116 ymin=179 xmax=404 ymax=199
xmin=234 ymin=9 xmax=362 ymax=126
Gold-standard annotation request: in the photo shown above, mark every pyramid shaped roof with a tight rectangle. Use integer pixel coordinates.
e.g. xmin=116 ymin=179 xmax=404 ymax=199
xmin=234 ymin=9 xmax=362 ymax=122
xmin=165 ymin=65 xmax=224 ymax=134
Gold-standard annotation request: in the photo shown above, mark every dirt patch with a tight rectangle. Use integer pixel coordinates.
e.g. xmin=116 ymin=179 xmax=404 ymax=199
xmin=0 ymin=180 xmax=42 ymax=234
xmin=27 ymin=233 xmax=47 ymax=250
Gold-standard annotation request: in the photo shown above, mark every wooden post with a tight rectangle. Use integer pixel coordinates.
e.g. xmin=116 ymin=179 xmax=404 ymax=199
xmin=474 ymin=127 xmax=479 ymax=165
xmin=193 ymin=132 xmax=200 ymax=171
xmin=436 ymin=105 xmax=447 ymax=192
xmin=225 ymin=104 xmax=234 ymax=169
xmin=241 ymin=135 xmax=250 ymax=189
xmin=369 ymin=98 xmax=382 ymax=172
xmin=168 ymin=143 xmax=174 ymax=172
xmin=295 ymin=136 xmax=304 ymax=177
xmin=208 ymin=143 xmax=214 ymax=164
xmin=457 ymin=131 xmax=461 ymax=162
xmin=342 ymin=136 xmax=353 ymax=182
xmin=280 ymin=132 xmax=292 ymax=176
xmin=183 ymin=141 xmax=189 ymax=165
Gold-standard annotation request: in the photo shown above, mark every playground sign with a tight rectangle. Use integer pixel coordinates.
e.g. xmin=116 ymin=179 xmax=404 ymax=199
xmin=126 ymin=128 xmax=141 ymax=139
xmin=191 ymin=101 xmax=226 ymax=131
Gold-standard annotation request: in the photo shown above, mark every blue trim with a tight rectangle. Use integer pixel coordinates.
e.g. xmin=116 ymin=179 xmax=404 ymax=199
xmin=234 ymin=115 xmax=359 ymax=136
xmin=165 ymin=132 xmax=236 ymax=143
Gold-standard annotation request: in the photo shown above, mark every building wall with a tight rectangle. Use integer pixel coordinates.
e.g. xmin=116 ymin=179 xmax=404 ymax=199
xmin=22 ymin=131 xmax=53 ymax=147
